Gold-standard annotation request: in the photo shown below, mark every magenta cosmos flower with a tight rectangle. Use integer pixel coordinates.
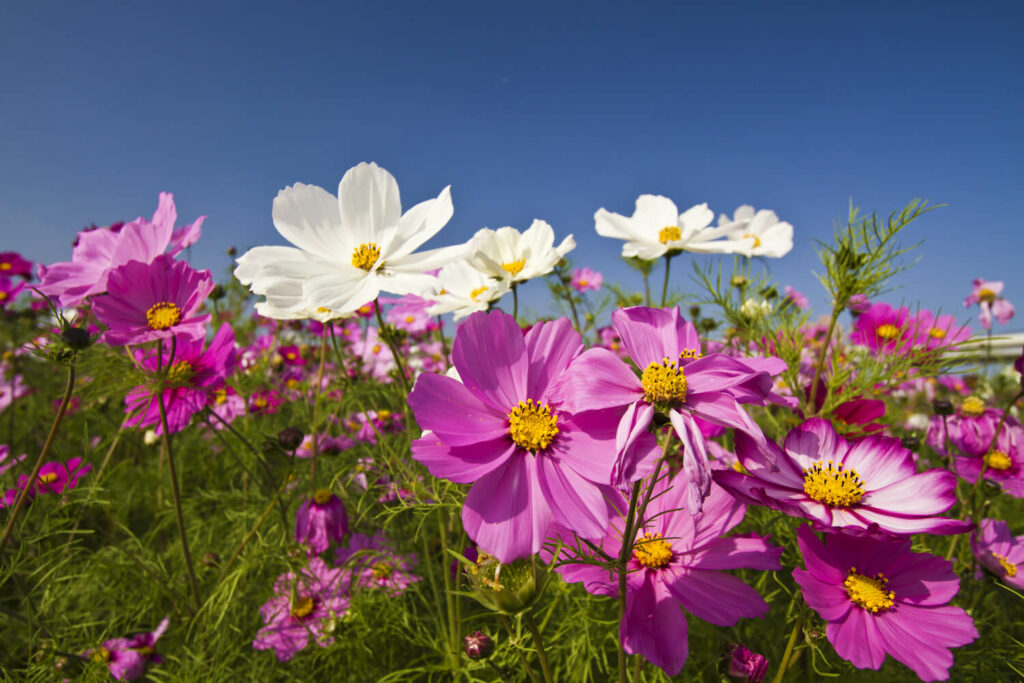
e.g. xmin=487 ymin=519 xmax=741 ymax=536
xmin=909 ymin=310 xmax=971 ymax=351
xmin=953 ymin=420 xmax=1024 ymax=499
xmin=336 ymin=532 xmax=420 ymax=596
xmin=550 ymin=305 xmax=787 ymax=513
xmin=2 ymin=457 xmax=92 ymax=508
xmin=253 ymin=557 xmax=350 ymax=662
xmin=409 ymin=310 xmax=645 ymax=562
xmin=295 ymin=489 xmax=349 ymax=555
xmin=552 ymin=472 xmax=780 ymax=677
xmin=93 ymin=254 xmax=213 ymax=346
xmin=713 ymin=419 xmax=970 ymax=535
xmin=849 ymin=302 xmax=912 ymax=352
xmin=37 ymin=193 xmax=203 ymax=307
xmin=794 ymin=526 xmax=977 ymax=681
xmin=925 ymin=395 xmax=1014 ymax=457
xmin=89 ymin=617 xmax=169 ymax=681
xmin=971 ymin=518 xmax=1024 ymax=589
xmin=0 ymin=251 xmax=33 ymax=278
xmin=124 ymin=323 xmax=237 ymax=435
xmin=726 ymin=644 xmax=768 ymax=682
xmin=0 ymin=276 xmax=25 ymax=309
xmin=570 ymin=267 xmax=603 ymax=292
xmin=964 ymin=278 xmax=1014 ymax=330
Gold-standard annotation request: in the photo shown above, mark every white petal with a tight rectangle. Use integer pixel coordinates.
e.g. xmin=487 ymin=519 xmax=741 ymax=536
xmin=337 ymin=162 xmax=402 ymax=245
xmin=271 ymin=183 xmax=348 ymax=260
xmin=678 ymin=202 xmax=714 ymax=231
xmin=634 ymin=195 xmax=679 ymax=231
xmin=594 ymin=208 xmax=634 ymax=240
xmin=387 ymin=185 xmax=455 ymax=259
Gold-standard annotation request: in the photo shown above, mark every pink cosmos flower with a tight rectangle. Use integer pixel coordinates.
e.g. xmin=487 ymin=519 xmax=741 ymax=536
xmin=847 ymin=294 xmax=871 ymax=313
xmin=909 ymin=310 xmax=971 ymax=351
xmin=276 ymin=344 xmax=306 ymax=366
xmin=88 ymin=617 xmax=169 ymax=681
xmin=37 ymin=193 xmax=203 ymax=307
xmin=0 ymin=276 xmax=25 ymax=309
xmin=207 ymin=385 xmax=246 ymax=426
xmin=253 ymin=557 xmax=350 ymax=662
xmin=964 ymin=278 xmax=1014 ymax=330
xmin=383 ymin=294 xmax=438 ymax=335
xmin=0 ymin=252 xmax=33 ymax=278
xmin=849 ymin=303 xmax=911 ymax=352
xmin=783 ymin=285 xmax=808 ymax=310
xmin=352 ymin=325 xmax=397 ymax=380
xmin=570 ymin=267 xmax=602 ymax=292
xmin=123 ymin=324 xmax=237 ymax=435
xmin=295 ymin=489 xmax=349 ymax=555
xmin=409 ymin=310 xmax=643 ymax=562
xmin=0 ymin=445 xmax=26 ymax=475
xmin=953 ymin=421 xmax=1024 ymax=498
xmin=971 ymin=518 xmax=1024 ymax=589
xmin=925 ymin=397 xmax=1015 ymax=457
xmin=552 ymin=472 xmax=780 ymax=677
xmin=0 ymin=362 xmax=29 ymax=413
xmin=1 ymin=458 xmax=93 ymax=508
xmin=249 ymin=389 xmax=283 ymax=415
xmin=550 ymin=306 xmax=788 ymax=513
xmin=713 ymin=419 xmax=970 ymax=536
xmin=793 ymin=526 xmax=977 ymax=681
xmin=92 ymin=255 xmax=213 ymax=346
xmin=336 ymin=532 xmax=420 ymax=596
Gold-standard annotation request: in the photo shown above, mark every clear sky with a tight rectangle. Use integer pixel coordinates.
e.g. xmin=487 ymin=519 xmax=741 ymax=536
xmin=2 ymin=1 xmax=1022 ymax=330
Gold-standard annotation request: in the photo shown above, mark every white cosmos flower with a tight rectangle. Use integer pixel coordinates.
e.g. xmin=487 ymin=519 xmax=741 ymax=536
xmin=717 ymin=205 xmax=794 ymax=258
xmin=234 ymin=162 xmax=464 ymax=319
xmin=426 ymin=259 xmax=510 ymax=320
xmin=466 ymin=219 xmax=575 ymax=285
xmin=594 ymin=195 xmax=736 ymax=260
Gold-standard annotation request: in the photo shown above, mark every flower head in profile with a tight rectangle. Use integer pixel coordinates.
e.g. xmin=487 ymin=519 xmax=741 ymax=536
xmin=466 ymin=220 xmax=575 ymax=285
xmin=551 ymin=473 xmax=780 ymax=677
xmin=295 ymin=489 xmax=349 ymax=555
xmin=971 ymin=518 xmax=1024 ymax=589
xmin=570 ymin=267 xmax=602 ymax=292
xmin=88 ymin=617 xmax=169 ymax=681
xmin=925 ymin=395 xmax=1013 ymax=457
xmin=235 ymin=162 xmax=464 ymax=319
xmin=794 ymin=526 xmax=977 ymax=682
xmin=714 ymin=419 xmax=971 ymax=536
xmin=426 ymin=259 xmax=510 ymax=320
xmin=409 ymin=310 xmax=639 ymax=562
xmin=717 ymin=205 xmax=794 ymax=258
xmin=92 ymin=254 xmax=213 ymax=346
xmin=595 ymin=196 xmax=736 ymax=260
xmin=964 ymin=278 xmax=1014 ymax=330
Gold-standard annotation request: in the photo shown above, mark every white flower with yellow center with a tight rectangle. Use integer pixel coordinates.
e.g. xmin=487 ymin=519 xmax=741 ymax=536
xmin=235 ymin=162 xmax=465 ymax=319
xmin=466 ymin=220 xmax=575 ymax=285
xmin=717 ymin=205 xmax=793 ymax=258
xmin=594 ymin=195 xmax=736 ymax=260
xmin=426 ymin=260 xmax=510 ymax=320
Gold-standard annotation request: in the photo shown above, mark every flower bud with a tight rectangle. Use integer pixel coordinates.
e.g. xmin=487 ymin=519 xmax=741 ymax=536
xmin=726 ymin=644 xmax=768 ymax=682
xmin=226 ymin=246 xmax=237 ymax=257
xmin=900 ymin=434 xmax=921 ymax=452
xmin=278 ymin=427 xmax=304 ymax=451
xmin=466 ymin=553 xmax=548 ymax=614
xmin=932 ymin=399 xmax=954 ymax=416
xmin=60 ymin=326 xmax=91 ymax=350
xmin=464 ymin=630 xmax=493 ymax=660
xmin=209 ymin=284 xmax=226 ymax=301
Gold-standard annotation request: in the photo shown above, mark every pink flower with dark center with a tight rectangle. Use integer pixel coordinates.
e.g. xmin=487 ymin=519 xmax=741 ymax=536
xmin=551 ymin=473 xmax=780 ymax=677
xmin=713 ymin=419 xmax=971 ymax=536
xmin=123 ymin=324 xmax=237 ymax=435
xmin=971 ymin=518 xmax=1024 ymax=589
xmin=336 ymin=532 xmax=420 ymax=596
xmin=88 ymin=617 xmax=169 ymax=681
xmin=849 ymin=303 xmax=911 ymax=352
xmin=409 ymin=310 xmax=640 ymax=562
xmin=276 ymin=344 xmax=305 ymax=366
xmin=253 ymin=557 xmax=350 ymax=661
xmin=570 ymin=267 xmax=602 ymax=292
xmin=953 ymin=421 xmax=1024 ymax=498
xmin=92 ymin=255 xmax=213 ymax=346
xmin=295 ymin=489 xmax=349 ymax=555
xmin=1 ymin=458 xmax=92 ymax=508
xmin=0 ymin=252 xmax=33 ymax=278
xmin=964 ymin=278 xmax=1014 ymax=330
xmin=550 ymin=305 xmax=788 ymax=513
xmin=793 ymin=526 xmax=977 ymax=681
xmin=37 ymin=193 xmax=203 ymax=307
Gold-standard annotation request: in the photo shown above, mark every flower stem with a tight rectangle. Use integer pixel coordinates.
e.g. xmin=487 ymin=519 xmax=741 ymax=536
xmin=373 ymin=298 xmax=411 ymax=397
xmin=808 ymin=306 xmax=841 ymax=414
xmin=500 ymin=615 xmax=540 ymax=683
xmin=215 ymin=476 xmax=290 ymax=587
xmin=0 ymin=362 xmax=75 ymax=554
xmin=437 ymin=509 xmax=459 ymax=668
xmin=660 ymin=254 xmax=674 ymax=307
xmin=617 ymin=481 xmax=643 ymax=683
xmin=523 ymin=612 xmax=554 ymax=683
xmin=512 ymin=284 xmax=519 ymax=322
xmin=771 ymin=611 xmax=804 ymax=683
xmin=642 ymin=269 xmax=651 ymax=307
xmin=309 ymin=334 xmax=328 ymax=489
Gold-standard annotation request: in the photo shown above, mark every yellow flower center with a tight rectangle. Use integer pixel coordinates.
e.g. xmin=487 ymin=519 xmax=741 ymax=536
xmin=253 ymin=397 xmax=268 ymax=409
xmin=313 ymin=488 xmax=332 ymax=505
xmin=679 ymin=348 xmax=702 ymax=360
xmin=732 ymin=460 xmax=747 ymax=474
xmin=929 ymin=327 xmax=946 ymax=339
xmin=508 ymin=399 xmax=559 ymax=452
xmin=378 ymin=410 xmax=392 ymax=420
xmin=286 ymin=378 xmax=300 ymax=390
xmin=214 ymin=388 xmax=228 ymax=404
xmin=166 ymin=360 xmax=194 ymax=385
xmin=351 ymin=243 xmax=381 ymax=271
xmin=290 ymin=595 xmax=315 ymax=620
xmin=131 ymin=645 xmax=153 ymax=656
xmin=38 ymin=472 xmax=58 ymax=485
xmin=875 ymin=323 xmax=901 ymax=340
xmin=316 ymin=306 xmax=332 ymax=314
xmin=961 ymin=397 xmax=985 ymax=417
xmin=372 ymin=561 xmax=395 ymax=580
xmin=634 ymin=533 xmax=673 ymax=569
xmin=0 ymin=292 xmax=7 ymax=302
xmin=993 ymin=553 xmax=1018 ymax=577
xmin=578 ymin=279 xmax=588 ymax=287
xmin=92 ymin=646 xmax=111 ymax=663
xmin=803 ymin=461 xmax=865 ymax=507
xmin=145 ymin=301 xmax=182 ymax=330
xmin=501 ymin=259 xmax=526 ymax=277
xmin=470 ymin=285 xmax=488 ymax=301
xmin=371 ymin=344 xmax=382 ymax=354
xmin=0 ymin=263 xmax=10 ymax=271
xmin=658 ymin=226 xmax=681 ymax=244
xmin=405 ymin=315 xmax=415 ymax=323
xmin=742 ymin=233 xmax=762 ymax=248
xmin=640 ymin=357 xmax=687 ymax=403
xmin=844 ymin=568 xmax=895 ymax=613
xmin=978 ymin=288 xmax=997 ymax=304
xmin=985 ymin=450 xmax=1013 ymax=471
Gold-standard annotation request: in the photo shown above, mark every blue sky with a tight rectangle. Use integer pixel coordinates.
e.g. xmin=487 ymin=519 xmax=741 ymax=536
xmin=2 ymin=1 xmax=1022 ymax=330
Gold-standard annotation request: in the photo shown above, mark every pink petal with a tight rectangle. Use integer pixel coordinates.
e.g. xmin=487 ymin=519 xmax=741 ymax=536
xmin=452 ymin=311 xmax=528 ymax=412
xmin=411 ymin=434 xmax=515 ymax=484
xmin=666 ymin=567 xmax=769 ymax=626
xmin=523 ymin=317 xmax=582 ymax=399
xmin=408 ymin=373 xmax=508 ymax=446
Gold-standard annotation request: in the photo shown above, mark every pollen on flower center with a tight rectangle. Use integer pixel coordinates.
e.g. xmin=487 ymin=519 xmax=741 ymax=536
xmin=165 ymin=360 xmax=194 ymax=385
xmin=978 ymin=288 xmax=997 ymax=304
xmin=351 ymin=243 xmax=381 ymax=271
xmin=985 ymin=450 xmax=1013 ymax=471
xmin=961 ymin=396 xmax=985 ymax=417
xmin=993 ymin=553 xmax=1018 ymax=577
xmin=313 ymin=488 xmax=332 ymax=505
xmin=0 ymin=263 xmax=10 ymax=271
xmin=38 ymin=472 xmax=58 ymax=485
xmin=634 ymin=533 xmax=674 ymax=569
xmin=372 ymin=561 xmax=395 ymax=580
xmin=875 ymin=323 xmax=901 ymax=340
xmin=290 ymin=595 xmax=315 ymax=620
xmin=501 ymin=259 xmax=526 ymax=276
xmin=470 ymin=285 xmax=488 ymax=301
xmin=91 ymin=646 xmax=111 ymax=663
xmin=508 ymin=399 xmax=559 ymax=452
xmin=803 ymin=461 xmax=865 ymax=507
xmin=929 ymin=327 xmax=947 ymax=339
xmin=214 ymin=388 xmax=228 ymax=404
xmin=742 ymin=233 xmax=762 ymax=248
xmin=658 ymin=226 xmax=681 ymax=244
xmin=641 ymin=357 xmax=687 ymax=403
xmin=679 ymin=348 xmax=702 ymax=360
xmin=145 ymin=301 xmax=182 ymax=330
xmin=844 ymin=568 xmax=895 ymax=613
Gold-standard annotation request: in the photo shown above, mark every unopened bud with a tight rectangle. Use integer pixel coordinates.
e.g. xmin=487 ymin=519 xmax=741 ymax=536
xmin=209 ymin=284 xmax=226 ymax=301
xmin=60 ymin=326 xmax=91 ymax=350
xmin=900 ymin=435 xmax=920 ymax=452
xmin=932 ymin=399 xmax=954 ymax=416
xmin=278 ymin=427 xmax=304 ymax=451
xmin=226 ymin=246 xmax=237 ymax=257
xmin=464 ymin=631 xmax=493 ymax=660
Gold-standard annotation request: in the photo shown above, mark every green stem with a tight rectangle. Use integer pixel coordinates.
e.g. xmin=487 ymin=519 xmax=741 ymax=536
xmin=771 ymin=611 xmax=804 ymax=683
xmin=523 ymin=612 xmax=554 ymax=683
xmin=512 ymin=284 xmax=519 ymax=322
xmin=500 ymin=615 xmax=540 ymax=683
xmin=808 ymin=306 xmax=841 ymax=414
xmin=617 ymin=481 xmax=643 ymax=683
xmin=0 ymin=362 xmax=75 ymax=554
xmin=373 ymin=298 xmax=412 ymax=397
xmin=215 ymin=477 xmax=290 ymax=587
xmin=641 ymin=269 xmax=651 ymax=307
xmin=660 ymin=254 xmax=674 ymax=307
xmin=309 ymin=335 xmax=328 ymax=489
xmin=437 ymin=509 xmax=459 ymax=666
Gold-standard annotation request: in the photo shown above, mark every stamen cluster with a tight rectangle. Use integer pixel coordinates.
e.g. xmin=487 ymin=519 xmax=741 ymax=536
xmin=641 ymin=357 xmax=687 ymax=404
xmin=843 ymin=568 xmax=895 ymax=613
xmin=633 ymin=533 xmax=673 ymax=569
xmin=351 ymin=243 xmax=381 ymax=271
xmin=145 ymin=301 xmax=182 ymax=331
xmin=507 ymin=399 xmax=559 ymax=452
xmin=802 ymin=461 xmax=865 ymax=507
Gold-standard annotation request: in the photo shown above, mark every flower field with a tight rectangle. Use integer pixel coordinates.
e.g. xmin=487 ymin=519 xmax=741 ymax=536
xmin=1 ymin=162 xmax=1023 ymax=682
